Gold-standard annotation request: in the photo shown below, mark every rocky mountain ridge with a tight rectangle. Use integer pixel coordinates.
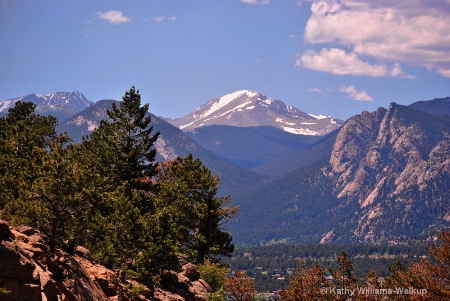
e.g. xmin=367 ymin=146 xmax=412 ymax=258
xmin=328 ymin=103 xmax=450 ymax=242
xmin=229 ymin=102 xmax=450 ymax=244
xmin=408 ymin=96 xmax=450 ymax=116
xmin=0 ymin=219 xmax=211 ymax=301
xmin=169 ymin=90 xmax=343 ymax=135
xmin=0 ymin=92 xmax=94 ymax=121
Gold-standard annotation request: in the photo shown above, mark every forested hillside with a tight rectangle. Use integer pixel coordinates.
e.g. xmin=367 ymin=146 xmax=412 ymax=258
xmin=0 ymin=87 xmax=236 ymax=296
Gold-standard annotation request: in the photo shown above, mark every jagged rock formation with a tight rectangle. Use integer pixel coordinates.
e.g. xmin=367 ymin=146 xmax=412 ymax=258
xmin=0 ymin=92 xmax=94 ymax=121
xmin=0 ymin=220 xmax=211 ymax=301
xmin=229 ymin=102 xmax=450 ymax=244
xmin=329 ymin=103 xmax=450 ymax=242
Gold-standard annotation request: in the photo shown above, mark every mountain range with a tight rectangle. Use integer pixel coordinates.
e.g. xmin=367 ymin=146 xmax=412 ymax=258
xmin=0 ymin=92 xmax=93 ymax=121
xmin=56 ymin=99 xmax=273 ymax=197
xmin=228 ymin=100 xmax=450 ymax=245
xmin=1 ymin=91 xmax=449 ymax=245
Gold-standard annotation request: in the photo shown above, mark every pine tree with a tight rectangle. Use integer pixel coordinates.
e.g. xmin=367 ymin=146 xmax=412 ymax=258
xmin=79 ymin=87 xmax=172 ymax=285
xmin=154 ymin=154 xmax=238 ymax=264
xmin=85 ymin=86 xmax=159 ymax=195
xmin=0 ymin=102 xmax=57 ymax=210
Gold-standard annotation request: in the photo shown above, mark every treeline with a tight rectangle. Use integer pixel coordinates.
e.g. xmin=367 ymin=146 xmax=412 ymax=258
xmin=0 ymin=87 xmax=237 ymax=292
xmin=224 ymin=244 xmax=427 ymax=292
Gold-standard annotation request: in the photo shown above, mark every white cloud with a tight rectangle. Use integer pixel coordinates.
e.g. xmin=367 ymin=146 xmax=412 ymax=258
xmin=300 ymin=0 xmax=450 ymax=77
xmin=308 ymin=87 xmax=322 ymax=92
xmin=298 ymin=48 xmax=389 ymax=76
xmin=240 ymin=0 xmax=270 ymax=4
xmin=298 ymin=48 xmax=414 ymax=78
xmin=152 ymin=16 xmax=165 ymax=22
xmin=152 ymin=16 xmax=176 ymax=23
xmin=339 ymin=85 xmax=373 ymax=102
xmin=97 ymin=10 xmax=131 ymax=25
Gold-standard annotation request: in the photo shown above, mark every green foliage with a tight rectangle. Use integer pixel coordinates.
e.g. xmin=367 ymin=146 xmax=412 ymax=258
xmin=0 ymin=101 xmax=57 ymax=209
xmin=125 ymin=282 xmax=147 ymax=300
xmin=198 ymin=260 xmax=229 ymax=292
xmin=0 ymin=87 xmax=237 ymax=293
xmin=225 ymin=243 xmax=426 ymax=292
xmin=84 ymin=86 xmax=159 ymax=193
xmin=155 ymin=154 xmax=237 ymax=264
xmin=0 ymin=102 xmax=94 ymax=251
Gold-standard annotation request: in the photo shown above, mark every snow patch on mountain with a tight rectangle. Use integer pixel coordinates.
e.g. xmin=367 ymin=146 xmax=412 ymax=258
xmin=309 ymin=113 xmax=329 ymax=120
xmin=0 ymin=99 xmax=18 ymax=113
xmin=198 ymin=90 xmax=257 ymax=119
xmin=282 ymin=126 xmax=319 ymax=135
xmin=0 ymin=92 xmax=93 ymax=114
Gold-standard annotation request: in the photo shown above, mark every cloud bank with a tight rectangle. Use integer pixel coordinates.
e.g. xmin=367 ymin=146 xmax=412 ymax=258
xmin=298 ymin=0 xmax=450 ymax=77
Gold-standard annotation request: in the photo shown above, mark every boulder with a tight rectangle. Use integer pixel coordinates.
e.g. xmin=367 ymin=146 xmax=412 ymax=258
xmin=182 ymin=263 xmax=200 ymax=282
xmin=0 ymin=220 xmax=213 ymax=301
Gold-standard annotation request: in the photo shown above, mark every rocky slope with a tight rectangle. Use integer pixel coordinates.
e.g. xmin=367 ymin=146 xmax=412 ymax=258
xmin=329 ymin=103 xmax=450 ymax=242
xmin=409 ymin=96 xmax=450 ymax=116
xmin=0 ymin=220 xmax=211 ymax=301
xmin=170 ymin=90 xmax=342 ymax=135
xmin=229 ymin=103 xmax=450 ymax=244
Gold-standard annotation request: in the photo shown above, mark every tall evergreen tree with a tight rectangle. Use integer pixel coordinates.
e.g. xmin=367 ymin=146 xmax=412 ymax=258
xmin=0 ymin=101 xmax=57 ymax=210
xmin=155 ymin=154 xmax=237 ymax=264
xmin=79 ymin=87 xmax=169 ymax=282
xmin=85 ymin=86 xmax=159 ymax=195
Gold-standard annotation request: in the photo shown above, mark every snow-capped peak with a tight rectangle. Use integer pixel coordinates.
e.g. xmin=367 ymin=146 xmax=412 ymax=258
xmin=198 ymin=90 xmax=259 ymax=119
xmin=170 ymin=90 xmax=344 ymax=135
xmin=0 ymin=91 xmax=94 ymax=121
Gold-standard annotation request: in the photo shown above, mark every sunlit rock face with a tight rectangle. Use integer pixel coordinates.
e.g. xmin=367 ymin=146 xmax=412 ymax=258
xmin=328 ymin=103 xmax=450 ymax=242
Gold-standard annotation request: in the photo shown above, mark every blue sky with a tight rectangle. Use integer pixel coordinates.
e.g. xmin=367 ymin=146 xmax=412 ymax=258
xmin=1 ymin=0 xmax=450 ymax=120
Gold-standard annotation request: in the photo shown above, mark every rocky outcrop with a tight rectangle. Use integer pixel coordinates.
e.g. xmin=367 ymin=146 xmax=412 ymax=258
xmin=159 ymin=263 xmax=211 ymax=301
xmin=328 ymin=103 xmax=450 ymax=242
xmin=0 ymin=220 xmax=212 ymax=301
